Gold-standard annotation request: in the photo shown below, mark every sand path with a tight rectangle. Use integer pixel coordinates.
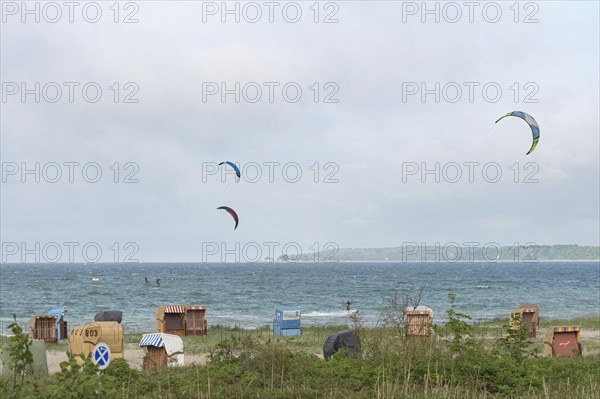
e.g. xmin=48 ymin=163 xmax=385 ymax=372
xmin=46 ymin=344 xmax=209 ymax=374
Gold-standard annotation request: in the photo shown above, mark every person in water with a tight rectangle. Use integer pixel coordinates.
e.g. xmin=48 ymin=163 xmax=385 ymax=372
xmin=345 ymin=301 xmax=352 ymax=312
xmin=156 ymin=279 xmax=160 ymax=288
xmin=145 ymin=276 xmax=149 ymax=285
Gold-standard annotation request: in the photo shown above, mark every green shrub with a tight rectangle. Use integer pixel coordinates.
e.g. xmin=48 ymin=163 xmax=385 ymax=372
xmin=1 ymin=302 xmax=598 ymax=398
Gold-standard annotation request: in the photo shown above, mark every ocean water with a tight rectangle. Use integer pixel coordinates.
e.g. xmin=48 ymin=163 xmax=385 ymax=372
xmin=1 ymin=262 xmax=598 ymax=333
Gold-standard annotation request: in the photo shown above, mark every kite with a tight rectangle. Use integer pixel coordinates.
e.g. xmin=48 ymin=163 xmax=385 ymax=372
xmin=219 ymin=161 xmax=241 ymax=179
xmin=495 ymin=111 xmax=540 ymax=155
xmin=217 ymin=206 xmax=239 ymax=230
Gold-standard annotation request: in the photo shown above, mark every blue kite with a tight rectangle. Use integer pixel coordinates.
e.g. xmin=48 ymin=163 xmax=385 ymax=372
xmin=219 ymin=161 xmax=241 ymax=179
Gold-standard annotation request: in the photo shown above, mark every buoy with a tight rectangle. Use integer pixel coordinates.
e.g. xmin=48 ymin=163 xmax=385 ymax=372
xmin=91 ymin=277 xmax=100 ymax=282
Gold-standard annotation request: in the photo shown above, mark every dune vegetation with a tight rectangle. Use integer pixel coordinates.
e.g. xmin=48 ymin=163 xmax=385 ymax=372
xmin=1 ymin=295 xmax=598 ymax=399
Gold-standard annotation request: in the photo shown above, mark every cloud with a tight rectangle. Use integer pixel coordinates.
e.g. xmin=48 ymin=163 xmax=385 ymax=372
xmin=1 ymin=2 xmax=599 ymax=261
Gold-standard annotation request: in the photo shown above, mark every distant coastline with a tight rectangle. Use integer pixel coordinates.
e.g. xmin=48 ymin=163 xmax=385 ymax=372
xmin=286 ymin=244 xmax=600 ymax=262
xmin=327 ymin=259 xmax=600 ymax=263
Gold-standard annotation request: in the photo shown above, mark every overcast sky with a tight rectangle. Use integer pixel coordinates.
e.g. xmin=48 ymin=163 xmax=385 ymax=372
xmin=1 ymin=1 xmax=599 ymax=262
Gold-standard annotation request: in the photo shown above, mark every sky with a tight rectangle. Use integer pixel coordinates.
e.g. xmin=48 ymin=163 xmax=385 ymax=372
xmin=1 ymin=1 xmax=599 ymax=262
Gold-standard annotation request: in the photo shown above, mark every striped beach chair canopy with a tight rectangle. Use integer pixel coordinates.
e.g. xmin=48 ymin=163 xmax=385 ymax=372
xmin=521 ymin=308 xmax=538 ymax=313
xmin=140 ymin=333 xmax=165 ymax=348
xmin=139 ymin=333 xmax=183 ymax=356
xmin=164 ymin=305 xmax=186 ymax=314
xmin=187 ymin=306 xmax=207 ymax=310
xmin=405 ymin=306 xmax=433 ymax=315
xmin=553 ymin=326 xmax=580 ymax=333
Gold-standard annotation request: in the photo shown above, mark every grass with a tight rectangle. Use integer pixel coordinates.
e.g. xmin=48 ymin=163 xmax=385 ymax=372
xmin=3 ymin=315 xmax=598 ymax=398
xmin=123 ymin=324 xmax=352 ymax=355
xmin=35 ymin=316 xmax=600 ymax=361
xmin=119 ymin=316 xmax=600 ymax=356
xmin=538 ymin=316 xmax=600 ymax=330
xmin=3 ymin=330 xmax=599 ymax=399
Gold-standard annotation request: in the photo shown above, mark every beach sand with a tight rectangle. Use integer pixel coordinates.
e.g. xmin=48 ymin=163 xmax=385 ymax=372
xmin=579 ymin=330 xmax=600 ymax=339
xmin=46 ymin=344 xmax=209 ymax=373
xmin=43 ymin=328 xmax=599 ymax=373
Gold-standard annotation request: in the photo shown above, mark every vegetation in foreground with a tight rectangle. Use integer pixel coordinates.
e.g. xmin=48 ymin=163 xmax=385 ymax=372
xmin=1 ymin=295 xmax=599 ymax=399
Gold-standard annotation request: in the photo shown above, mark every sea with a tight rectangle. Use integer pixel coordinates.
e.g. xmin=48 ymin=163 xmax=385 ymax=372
xmin=1 ymin=262 xmax=598 ymax=333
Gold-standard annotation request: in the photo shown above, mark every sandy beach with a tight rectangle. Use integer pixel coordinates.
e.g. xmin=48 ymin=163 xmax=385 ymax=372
xmin=45 ymin=343 xmax=210 ymax=373
xmin=40 ymin=325 xmax=600 ymax=374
